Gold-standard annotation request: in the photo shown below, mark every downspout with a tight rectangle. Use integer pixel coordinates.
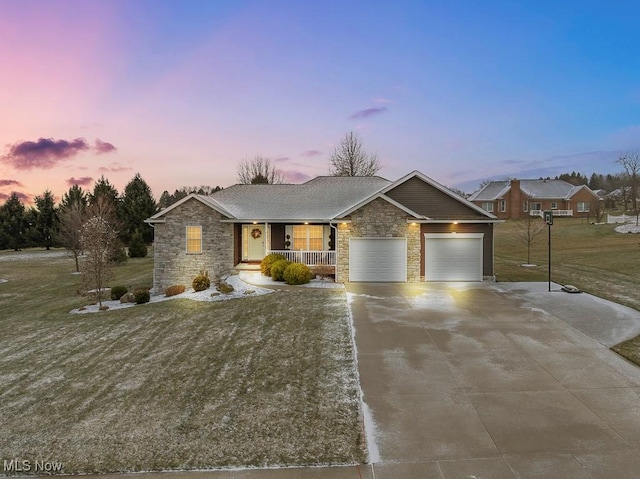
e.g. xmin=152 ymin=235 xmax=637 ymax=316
xmin=146 ymin=222 xmax=157 ymax=294
xmin=329 ymin=222 xmax=338 ymax=281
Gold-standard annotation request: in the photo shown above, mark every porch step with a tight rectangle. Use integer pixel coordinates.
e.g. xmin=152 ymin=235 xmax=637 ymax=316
xmin=234 ymin=263 xmax=261 ymax=271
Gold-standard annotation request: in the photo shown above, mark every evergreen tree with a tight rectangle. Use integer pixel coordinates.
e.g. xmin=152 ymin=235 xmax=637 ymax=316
xmin=34 ymin=190 xmax=57 ymax=250
xmin=128 ymin=229 xmax=148 ymax=258
xmin=88 ymin=176 xmax=121 ymax=233
xmin=120 ymin=173 xmax=157 ymax=244
xmin=24 ymin=207 xmax=41 ymax=248
xmin=60 ymin=184 xmax=88 ymax=211
xmin=556 ymin=171 xmax=588 ymax=186
xmin=0 ymin=193 xmax=27 ymax=250
xmin=588 ymin=173 xmax=602 ymax=190
xmin=158 ymin=190 xmax=172 ymax=209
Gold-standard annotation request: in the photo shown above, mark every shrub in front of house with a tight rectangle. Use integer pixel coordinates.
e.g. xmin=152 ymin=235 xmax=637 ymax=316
xmin=270 ymin=259 xmax=291 ymax=281
xmin=165 ymin=284 xmax=186 ymax=297
xmin=260 ymin=253 xmax=287 ymax=276
xmin=192 ymin=274 xmax=211 ymax=292
xmin=133 ymin=288 xmax=150 ymax=304
xmin=110 ymin=285 xmax=128 ymax=301
xmin=283 ymin=262 xmax=314 ymax=285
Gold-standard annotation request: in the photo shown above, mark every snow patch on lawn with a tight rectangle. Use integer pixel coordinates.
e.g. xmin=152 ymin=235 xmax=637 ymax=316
xmin=615 ymin=224 xmax=640 ymax=234
xmin=71 ymin=274 xmax=273 ymax=314
xmin=0 ymin=250 xmax=69 ymax=262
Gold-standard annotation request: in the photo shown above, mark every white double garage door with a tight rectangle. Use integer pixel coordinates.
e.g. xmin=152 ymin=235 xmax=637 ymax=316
xmin=349 ymin=233 xmax=483 ymax=282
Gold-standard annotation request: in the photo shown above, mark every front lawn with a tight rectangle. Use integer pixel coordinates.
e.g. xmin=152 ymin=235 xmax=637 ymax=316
xmin=495 ymin=217 xmax=640 ymax=311
xmin=0 ymin=250 xmax=364 ymax=474
xmin=494 ymin=217 xmax=640 ymax=367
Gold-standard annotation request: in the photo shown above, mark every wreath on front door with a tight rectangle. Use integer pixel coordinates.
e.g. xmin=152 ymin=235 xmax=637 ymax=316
xmin=251 ymin=228 xmax=262 ymax=239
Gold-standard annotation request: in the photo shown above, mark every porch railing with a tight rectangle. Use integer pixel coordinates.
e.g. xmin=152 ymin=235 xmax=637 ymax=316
xmin=530 ymin=209 xmax=573 ymax=217
xmin=268 ymin=250 xmax=336 ymax=266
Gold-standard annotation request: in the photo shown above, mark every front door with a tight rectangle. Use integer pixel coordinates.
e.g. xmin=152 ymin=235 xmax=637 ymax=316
xmin=247 ymin=225 xmax=265 ymax=261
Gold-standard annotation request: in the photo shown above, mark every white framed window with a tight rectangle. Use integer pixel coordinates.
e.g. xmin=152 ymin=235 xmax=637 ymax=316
xmin=577 ymin=202 xmax=590 ymax=212
xmin=186 ymin=226 xmax=202 ymax=254
xmin=551 ymin=202 xmax=558 ymax=210
xmin=481 ymin=202 xmax=494 ymax=213
xmin=523 ymin=200 xmax=528 ymax=212
xmin=499 ymin=200 xmax=506 ymax=212
xmin=532 ymin=202 xmax=542 ymax=211
xmin=292 ymin=225 xmax=324 ymax=250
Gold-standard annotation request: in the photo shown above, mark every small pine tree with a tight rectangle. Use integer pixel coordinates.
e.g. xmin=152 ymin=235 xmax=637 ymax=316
xmin=128 ymin=230 xmax=148 ymax=258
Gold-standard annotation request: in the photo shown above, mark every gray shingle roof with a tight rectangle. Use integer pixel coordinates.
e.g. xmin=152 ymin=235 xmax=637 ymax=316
xmin=208 ymin=176 xmax=391 ymax=220
xmin=468 ymin=181 xmax=510 ymax=201
xmin=520 ymin=180 xmax=577 ymax=199
xmin=470 ymin=179 xmax=591 ymax=201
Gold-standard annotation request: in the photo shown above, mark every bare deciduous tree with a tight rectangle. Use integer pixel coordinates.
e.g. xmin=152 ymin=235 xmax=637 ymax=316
xmin=515 ymin=203 xmax=546 ymax=265
xmin=617 ymin=153 xmax=640 ymax=220
xmin=237 ymin=156 xmax=285 ymax=184
xmin=80 ymin=216 xmax=118 ymax=308
xmin=57 ymin=202 xmax=86 ymax=272
xmin=329 ymin=131 xmax=381 ymax=177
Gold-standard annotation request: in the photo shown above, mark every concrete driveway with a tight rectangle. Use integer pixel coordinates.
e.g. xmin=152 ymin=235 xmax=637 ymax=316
xmin=348 ymin=282 xmax=640 ymax=479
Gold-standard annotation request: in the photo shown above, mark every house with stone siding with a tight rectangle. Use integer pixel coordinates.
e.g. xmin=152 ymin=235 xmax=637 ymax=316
xmin=145 ymin=171 xmax=499 ymax=292
xmin=468 ymin=179 xmax=600 ymax=220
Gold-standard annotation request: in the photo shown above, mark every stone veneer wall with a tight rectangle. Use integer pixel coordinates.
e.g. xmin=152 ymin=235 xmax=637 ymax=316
xmin=152 ymin=199 xmax=234 ymax=293
xmin=336 ymin=198 xmax=421 ymax=282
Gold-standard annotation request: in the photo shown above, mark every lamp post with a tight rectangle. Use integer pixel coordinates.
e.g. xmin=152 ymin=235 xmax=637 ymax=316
xmin=544 ymin=211 xmax=553 ymax=292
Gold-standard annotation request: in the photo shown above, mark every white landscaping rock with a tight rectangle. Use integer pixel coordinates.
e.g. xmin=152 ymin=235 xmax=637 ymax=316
xmin=615 ymin=224 xmax=640 ymax=234
xmin=71 ymin=274 xmax=273 ymax=314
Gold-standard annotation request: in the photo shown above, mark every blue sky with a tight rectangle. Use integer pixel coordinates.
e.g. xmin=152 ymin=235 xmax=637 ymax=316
xmin=1 ymin=0 xmax=639 ymax=202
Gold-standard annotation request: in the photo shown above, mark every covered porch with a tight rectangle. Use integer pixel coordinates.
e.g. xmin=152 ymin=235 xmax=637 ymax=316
xmin=530 ymin=209 xmax=573 ymax=217
xmin=234 ymin=222 xmax=337 ymax=273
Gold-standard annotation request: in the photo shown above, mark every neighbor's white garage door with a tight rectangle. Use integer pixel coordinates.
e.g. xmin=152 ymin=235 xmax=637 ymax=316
xmin=425 ymin=233 xmax=483 ymax=281
xmin=349 ymin=238 xmax=407 ymax=282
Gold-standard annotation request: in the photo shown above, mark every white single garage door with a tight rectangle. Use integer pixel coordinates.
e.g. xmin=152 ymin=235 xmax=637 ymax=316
xmin=349 ymin=238 xmax=407 ymax=282
xmin=425 ymin=233 xmax=483 ymax=281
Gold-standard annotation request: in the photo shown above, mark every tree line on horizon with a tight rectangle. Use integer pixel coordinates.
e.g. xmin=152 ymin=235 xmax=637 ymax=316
xmin=0 ymin=174 xmax=160 ymax=254
xmin=0 ymin=131 xmax=384 ymax=252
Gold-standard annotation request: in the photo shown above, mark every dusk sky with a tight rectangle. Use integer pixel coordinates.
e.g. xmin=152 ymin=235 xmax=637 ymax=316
xmin=2 ymin=0 xmax=640 ymax=204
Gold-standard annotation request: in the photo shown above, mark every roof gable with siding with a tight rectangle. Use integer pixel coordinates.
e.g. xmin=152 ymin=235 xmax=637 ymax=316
xmin=385 ymin=175 xmax=493 ymax=220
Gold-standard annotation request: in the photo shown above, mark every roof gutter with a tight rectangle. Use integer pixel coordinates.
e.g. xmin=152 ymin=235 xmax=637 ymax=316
xmin=218 ymin=218 xmax=352 ymax=224
xmin=409 ymin=219 xmax=504 ymax=224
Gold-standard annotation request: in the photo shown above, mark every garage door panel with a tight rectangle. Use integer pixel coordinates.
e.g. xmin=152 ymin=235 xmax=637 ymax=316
xmin=350 ymin=238 xmax=407 ymax=282
xmin=425 ymin=234 xmax=483 ymax=282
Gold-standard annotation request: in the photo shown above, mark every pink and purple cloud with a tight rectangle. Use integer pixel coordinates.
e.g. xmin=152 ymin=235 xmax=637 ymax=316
xmin=3 ymin=138 xmax=90 ymax=170
xmin=349 ymin=106 xmax=388 ymax=120
xmin=2 ymin=137 xmax=117 ymax=171
xmin=0 ymin=179 xmax=24 ymax=187
xmin=66 ymin=176 xmax=94 ymax=187
xmin=94 ymin=139 xmax=117 ymax=154
xmin=301 ymin=150 xmax=322 ymax=157
xmin=98 ymin=162 xmax=132 ymax=173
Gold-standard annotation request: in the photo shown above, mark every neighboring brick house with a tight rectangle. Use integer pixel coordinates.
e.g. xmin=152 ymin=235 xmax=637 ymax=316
xmin=146 ymin=171 xmax=499 ymax=292
xmin=468 ymin=179 xmax=600 ymax=220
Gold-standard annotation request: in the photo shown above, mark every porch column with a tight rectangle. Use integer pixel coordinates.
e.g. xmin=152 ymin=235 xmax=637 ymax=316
xmin=265 ymin=222 xmax=270 ymax=253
